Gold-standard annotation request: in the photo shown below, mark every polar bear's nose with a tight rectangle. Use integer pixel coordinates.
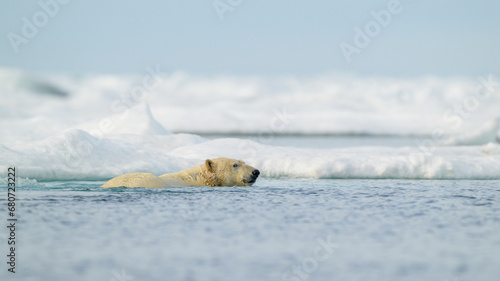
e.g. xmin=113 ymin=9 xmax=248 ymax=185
xmin=252 ymin=170 xmax=260 ymax=177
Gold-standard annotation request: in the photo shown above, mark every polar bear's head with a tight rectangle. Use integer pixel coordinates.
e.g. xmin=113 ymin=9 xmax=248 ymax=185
xmin=205 ymin=158 xmax=260 ymax=187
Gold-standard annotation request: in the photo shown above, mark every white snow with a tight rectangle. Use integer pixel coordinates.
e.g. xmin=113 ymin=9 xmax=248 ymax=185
xmin=1 ymin=68 xmax=500 ymax=181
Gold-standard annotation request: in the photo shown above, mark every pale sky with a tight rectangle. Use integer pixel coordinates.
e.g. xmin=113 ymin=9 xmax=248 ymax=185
xmin=1 ymin=0 xmax=499 ymax=77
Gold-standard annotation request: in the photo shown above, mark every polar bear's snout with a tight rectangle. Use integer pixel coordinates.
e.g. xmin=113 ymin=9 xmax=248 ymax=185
xmin=244 ymin=169 xmax=260 ymax=184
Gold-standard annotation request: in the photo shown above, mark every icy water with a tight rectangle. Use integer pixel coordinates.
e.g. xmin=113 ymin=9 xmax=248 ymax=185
xmin=1 ymin=179 xmax=499 ymax=281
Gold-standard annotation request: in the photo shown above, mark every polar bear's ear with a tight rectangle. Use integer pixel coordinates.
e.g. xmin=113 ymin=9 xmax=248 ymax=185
xmin=205 ymin=159 xmax=214 ymax=173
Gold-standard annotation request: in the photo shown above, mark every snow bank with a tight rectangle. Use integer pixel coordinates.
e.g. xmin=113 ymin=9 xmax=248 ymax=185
xmin=2 ymin=129 xmax=500 ymax=181
xmin=1 ymin=68 xmax=499 ymax=140
xmin=1 ymin=68 xmax=500 ymax=181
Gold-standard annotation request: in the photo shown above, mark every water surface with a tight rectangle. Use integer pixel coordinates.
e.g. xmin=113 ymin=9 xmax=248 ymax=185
xmin=1 ymin=179 xmax=499 ymax=281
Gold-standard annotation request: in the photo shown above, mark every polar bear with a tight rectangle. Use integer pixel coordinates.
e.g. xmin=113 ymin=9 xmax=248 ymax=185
xmin=101 ymin=158 xmax=260 ymax=188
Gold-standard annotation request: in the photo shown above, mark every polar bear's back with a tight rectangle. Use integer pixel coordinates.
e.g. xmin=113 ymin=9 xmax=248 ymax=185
xmin=101 ymin=173 xmax=168 ymax=188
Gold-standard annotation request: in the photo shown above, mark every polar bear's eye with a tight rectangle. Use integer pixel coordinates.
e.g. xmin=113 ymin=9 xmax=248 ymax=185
xmin=233 ymin=163 xmax=239 ymax=168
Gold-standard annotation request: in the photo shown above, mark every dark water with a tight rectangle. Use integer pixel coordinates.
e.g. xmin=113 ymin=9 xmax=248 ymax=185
xmin=0 ymin=179 xmax=499 ymax=281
